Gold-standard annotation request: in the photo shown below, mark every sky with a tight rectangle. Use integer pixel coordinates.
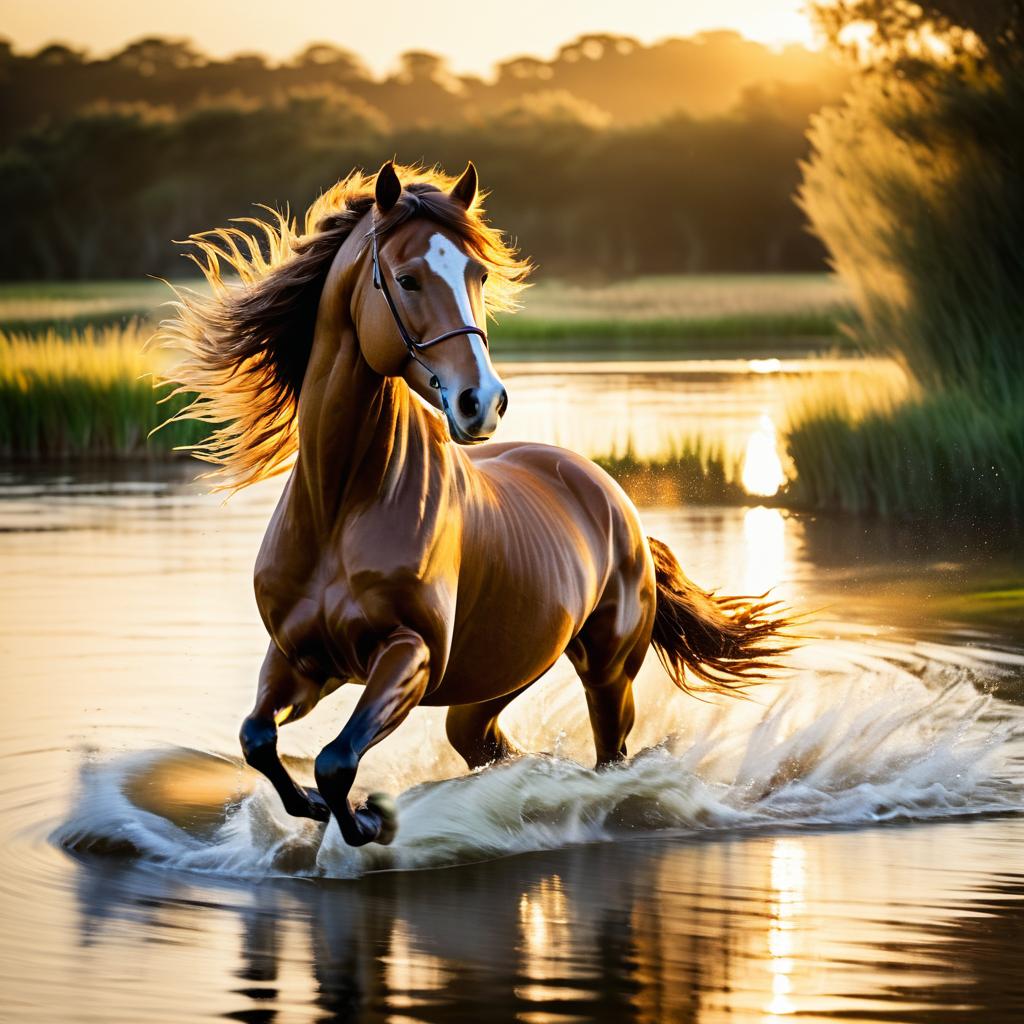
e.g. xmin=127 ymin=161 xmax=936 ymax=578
xmin=0 ymin=0 xmax=820 ymax=77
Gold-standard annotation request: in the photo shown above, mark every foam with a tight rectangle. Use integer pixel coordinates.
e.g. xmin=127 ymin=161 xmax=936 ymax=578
xmin=54 ymin=637 xmax=1024 ymax=879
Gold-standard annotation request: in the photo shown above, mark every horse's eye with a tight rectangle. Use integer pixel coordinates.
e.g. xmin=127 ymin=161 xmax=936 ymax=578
xmin=481 ymin=272 xmax=489 ymax=284
xmin=397 ymin=275 xmax=419 ymax=292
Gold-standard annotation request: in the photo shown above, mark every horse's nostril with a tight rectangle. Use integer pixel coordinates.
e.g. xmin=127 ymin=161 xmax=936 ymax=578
xmin=496 ymin=388 xmax=508 ymax=418
xmin=458 ymin=388 xmax=480 ymax=420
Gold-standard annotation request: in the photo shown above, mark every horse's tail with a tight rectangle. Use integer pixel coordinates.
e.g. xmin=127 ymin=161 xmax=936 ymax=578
xmin=647 ymin=536 xmax=793 ymax=697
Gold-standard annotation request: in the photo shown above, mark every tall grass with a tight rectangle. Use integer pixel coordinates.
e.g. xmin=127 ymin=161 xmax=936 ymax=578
xmin=792 ymin=65 xmax=1024 ymax=518
xmin=595 ymin=441 xmax=745 ymax=506
xmin=786 ymin=389 xmax=1024 ymax=518
xmin=0 ymin=324 xmax=205 ymax=458
xmin=0 ymin=275 xmax=854 ymax=351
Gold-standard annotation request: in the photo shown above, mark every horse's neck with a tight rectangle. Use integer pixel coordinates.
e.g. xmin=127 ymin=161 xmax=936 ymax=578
xmin=293 ymin=313 xmax=439 ymax=533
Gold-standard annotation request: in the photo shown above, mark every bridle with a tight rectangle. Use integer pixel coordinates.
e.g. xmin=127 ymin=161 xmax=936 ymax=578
xmin=368 ymin=212 xmax=489 ymax=443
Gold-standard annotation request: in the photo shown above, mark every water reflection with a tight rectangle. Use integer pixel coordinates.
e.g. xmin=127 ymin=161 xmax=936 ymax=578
xmin=743 ymin=506 xmax=787 ymax=597
xmin=58 ymin=819 xmax=1024 ymax=1024
xmin=741 ymin=414 xmax=786 ymax=498
xmin=763 ymin=838 xmax=806 ymax=1021
xmin=496 ymin=359 xmax=835 ymax=462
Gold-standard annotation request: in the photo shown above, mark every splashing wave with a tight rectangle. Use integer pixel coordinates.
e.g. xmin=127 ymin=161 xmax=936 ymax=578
xmin=54 ymin=638 xmax=1024 ymax=879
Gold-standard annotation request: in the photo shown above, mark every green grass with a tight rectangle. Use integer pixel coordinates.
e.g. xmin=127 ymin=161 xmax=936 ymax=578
xmin=0 ymin=324 xmax=207 ymax=459
xmin=492 ymin=311 xmax=845 ymax=347
xmin=784 ymin=389 xmax=1024 ymax=519
xmin=0 ymin=274 xmax=854 ymax=353
xmin=788 ymin=68 xmax=1024 ymax=521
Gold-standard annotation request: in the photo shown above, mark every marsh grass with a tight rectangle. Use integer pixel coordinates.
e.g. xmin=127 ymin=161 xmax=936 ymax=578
xmin=595 ymin=442 xmax=746 ymax=506
xmin=0 ymin=324 xmax=206 ymax=458
xmin=791 ymin=68 xmax=1024 ymax=519
xmin=0 ymin=274 xmax=854 ymax=352
xmin=785 ymin=390 xmax=1024 ymax=518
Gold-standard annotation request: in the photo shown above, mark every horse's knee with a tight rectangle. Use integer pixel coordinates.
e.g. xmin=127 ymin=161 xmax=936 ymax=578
xmin=314 ymin=742 xmax=359 ymax=791
xmin=240 ymin=715 xmax=276 ymax=768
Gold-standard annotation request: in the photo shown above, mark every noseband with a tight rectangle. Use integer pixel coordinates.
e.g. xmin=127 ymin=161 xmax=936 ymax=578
xmin=370 ymin=217 xmax=489 ymax=436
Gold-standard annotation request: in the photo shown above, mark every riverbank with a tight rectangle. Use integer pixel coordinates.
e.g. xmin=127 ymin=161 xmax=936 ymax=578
xmin=3 ymin=277 xmax=1019 ymax=522
xmin=0 ymin=274 xmax=854 ymax=350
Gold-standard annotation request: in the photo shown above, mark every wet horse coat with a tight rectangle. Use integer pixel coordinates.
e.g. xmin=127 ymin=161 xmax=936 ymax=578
xmin=161 ymin=162 xmax=788 ymax=847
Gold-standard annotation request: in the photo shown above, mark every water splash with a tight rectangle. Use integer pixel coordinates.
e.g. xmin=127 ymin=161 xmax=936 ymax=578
xmin=54 ymin=638 xmax=1024 ymax=880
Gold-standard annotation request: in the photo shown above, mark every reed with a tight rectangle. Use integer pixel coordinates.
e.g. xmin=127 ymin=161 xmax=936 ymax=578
xmin=785 ymin=390 xmax=1023 ymax=518
xmin=0 ymin=324 xmax=206 ymax=459
xmin=791 ymin=65 xmax=1024 ymax=519
xmin=595 ymin=442 xmax=746 ymax=506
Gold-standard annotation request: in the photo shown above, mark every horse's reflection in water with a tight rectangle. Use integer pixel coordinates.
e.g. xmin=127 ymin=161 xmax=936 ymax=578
xmin=241 ymin=856 xmax=647 ymax=1022
xmin=69 ymin=850 xmax=649 ymax=1024
xmin=67 ymin=835 xmax=1024 ymax=1024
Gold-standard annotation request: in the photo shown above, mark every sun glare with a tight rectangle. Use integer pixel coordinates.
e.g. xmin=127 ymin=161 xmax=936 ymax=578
xmin=763 ymin=838 xmax=808 ymax=1020
xmin=742 ymin=414 xmax=786 ymax=498
xmin=743 ymin=505 xmax=786 ymax=597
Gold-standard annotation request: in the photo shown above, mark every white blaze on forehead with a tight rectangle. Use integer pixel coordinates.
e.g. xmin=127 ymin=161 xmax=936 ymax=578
xmin=423 ymin=232 xmax=477 ymax=327
xmin=421 ymin=231 xmax=504 ymax=432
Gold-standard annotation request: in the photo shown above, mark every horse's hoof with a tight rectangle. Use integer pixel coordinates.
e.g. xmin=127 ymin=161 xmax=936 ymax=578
xmin=366 ymin=792 xmax=398 ymax=845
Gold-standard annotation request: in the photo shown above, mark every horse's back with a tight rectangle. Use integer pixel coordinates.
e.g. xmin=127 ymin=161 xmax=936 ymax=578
xmin=469 ymin=440 xmax=643 ymax=546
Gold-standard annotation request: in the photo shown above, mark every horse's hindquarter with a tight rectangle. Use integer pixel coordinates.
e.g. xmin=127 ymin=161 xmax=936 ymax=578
xmin=430 ymin=442 xmax=652 ymax=706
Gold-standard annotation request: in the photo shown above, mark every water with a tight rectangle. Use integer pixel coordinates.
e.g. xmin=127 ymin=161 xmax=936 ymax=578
xmin=1 ymin=358 xmax=1023 ymax=1022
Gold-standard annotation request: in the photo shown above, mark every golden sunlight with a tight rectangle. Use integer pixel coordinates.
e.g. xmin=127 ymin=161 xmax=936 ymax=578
xmin=0 ymin=0 xmax=820 ymax=75
xmin=386 ymin=919 xmax=448 ymax=1002
xmin=742 ymin=506 xmax=786 ymax=597
xmin=742 ymin=414 xmax=786 ymax=497
xmin=763 ymin=837 xmax=808 ymax=1020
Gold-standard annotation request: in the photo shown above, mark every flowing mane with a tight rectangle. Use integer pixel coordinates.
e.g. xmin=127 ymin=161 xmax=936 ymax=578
xmin=155 ymin=165 xmax=531 ymax=491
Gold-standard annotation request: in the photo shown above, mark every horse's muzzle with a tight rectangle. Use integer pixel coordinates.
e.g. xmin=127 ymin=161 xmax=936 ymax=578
xmin=447 ymin=385 xmax=507 ymax=444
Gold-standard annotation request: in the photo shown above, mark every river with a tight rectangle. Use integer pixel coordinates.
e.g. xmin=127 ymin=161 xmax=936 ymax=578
xmin=1 ymin=356 xmax=1021 ymax=1022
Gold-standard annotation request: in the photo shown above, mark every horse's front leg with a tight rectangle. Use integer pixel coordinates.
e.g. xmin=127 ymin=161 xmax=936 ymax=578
xmin=240 ymin=643 xmax=330 ymax=822
xmin=315 ymin=627 xmax=430 ymax=846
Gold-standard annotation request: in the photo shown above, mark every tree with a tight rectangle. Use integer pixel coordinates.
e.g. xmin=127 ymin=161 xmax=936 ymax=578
xmin=112 ymin=37 xmax=202 ymax=75
xmin=811 ymin=1 xmax=1024 ymax=70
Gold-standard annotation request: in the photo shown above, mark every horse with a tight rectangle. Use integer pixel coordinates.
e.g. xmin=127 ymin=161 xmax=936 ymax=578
xmin=160 ymin=162 xmax=789 ymax=847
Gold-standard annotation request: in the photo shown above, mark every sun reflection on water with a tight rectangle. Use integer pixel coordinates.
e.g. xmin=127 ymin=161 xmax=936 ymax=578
xmin=743 ymin=505 xmax=787 ymax=597
xmin=763 ymin=838 xmax=807 ymax=1021
xmin=742 ymin=413 xmax=786 ymax=497
xmin=386 ymin=918 xmax=448 ymax=1009
xmin=516 ymin=874 xmax=597 ymax=1018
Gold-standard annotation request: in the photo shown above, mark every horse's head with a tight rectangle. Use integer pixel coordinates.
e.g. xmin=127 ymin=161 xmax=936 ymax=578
xmin=354 ymin=162 xmax=508 ymax=445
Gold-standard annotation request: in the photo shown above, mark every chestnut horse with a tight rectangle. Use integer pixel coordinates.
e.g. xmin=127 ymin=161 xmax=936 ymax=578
xmin=161 ymin=162 xmax=788 ymax=847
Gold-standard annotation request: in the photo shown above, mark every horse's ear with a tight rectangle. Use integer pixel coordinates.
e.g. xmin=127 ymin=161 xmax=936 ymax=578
xmin=375 ymin=161 xmax=402 ymax=213
xmin=450 ymin=161 xmax=478 ymax=209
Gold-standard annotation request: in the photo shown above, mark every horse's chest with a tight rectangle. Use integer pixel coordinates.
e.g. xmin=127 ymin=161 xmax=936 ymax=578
xmin=255 ymin=543 xmax=353 ymax=675
xmin=262 ymin=553 xmax=445 ymax=683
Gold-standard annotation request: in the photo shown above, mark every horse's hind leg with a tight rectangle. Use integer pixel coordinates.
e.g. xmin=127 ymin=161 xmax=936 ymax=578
xmin=240 ymin=642 xmax=330 ymax=821
xmin=566 ymin=601 xmax=652 ymax=768
xmin=445 ymin=683 xmax=534 ymax=769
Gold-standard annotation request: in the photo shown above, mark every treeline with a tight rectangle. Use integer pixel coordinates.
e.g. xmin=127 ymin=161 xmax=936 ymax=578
xmin=0 ymin=32 xmax=848 ymax=280
xmin=0 ymin=32 xmax=847 ymax=138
